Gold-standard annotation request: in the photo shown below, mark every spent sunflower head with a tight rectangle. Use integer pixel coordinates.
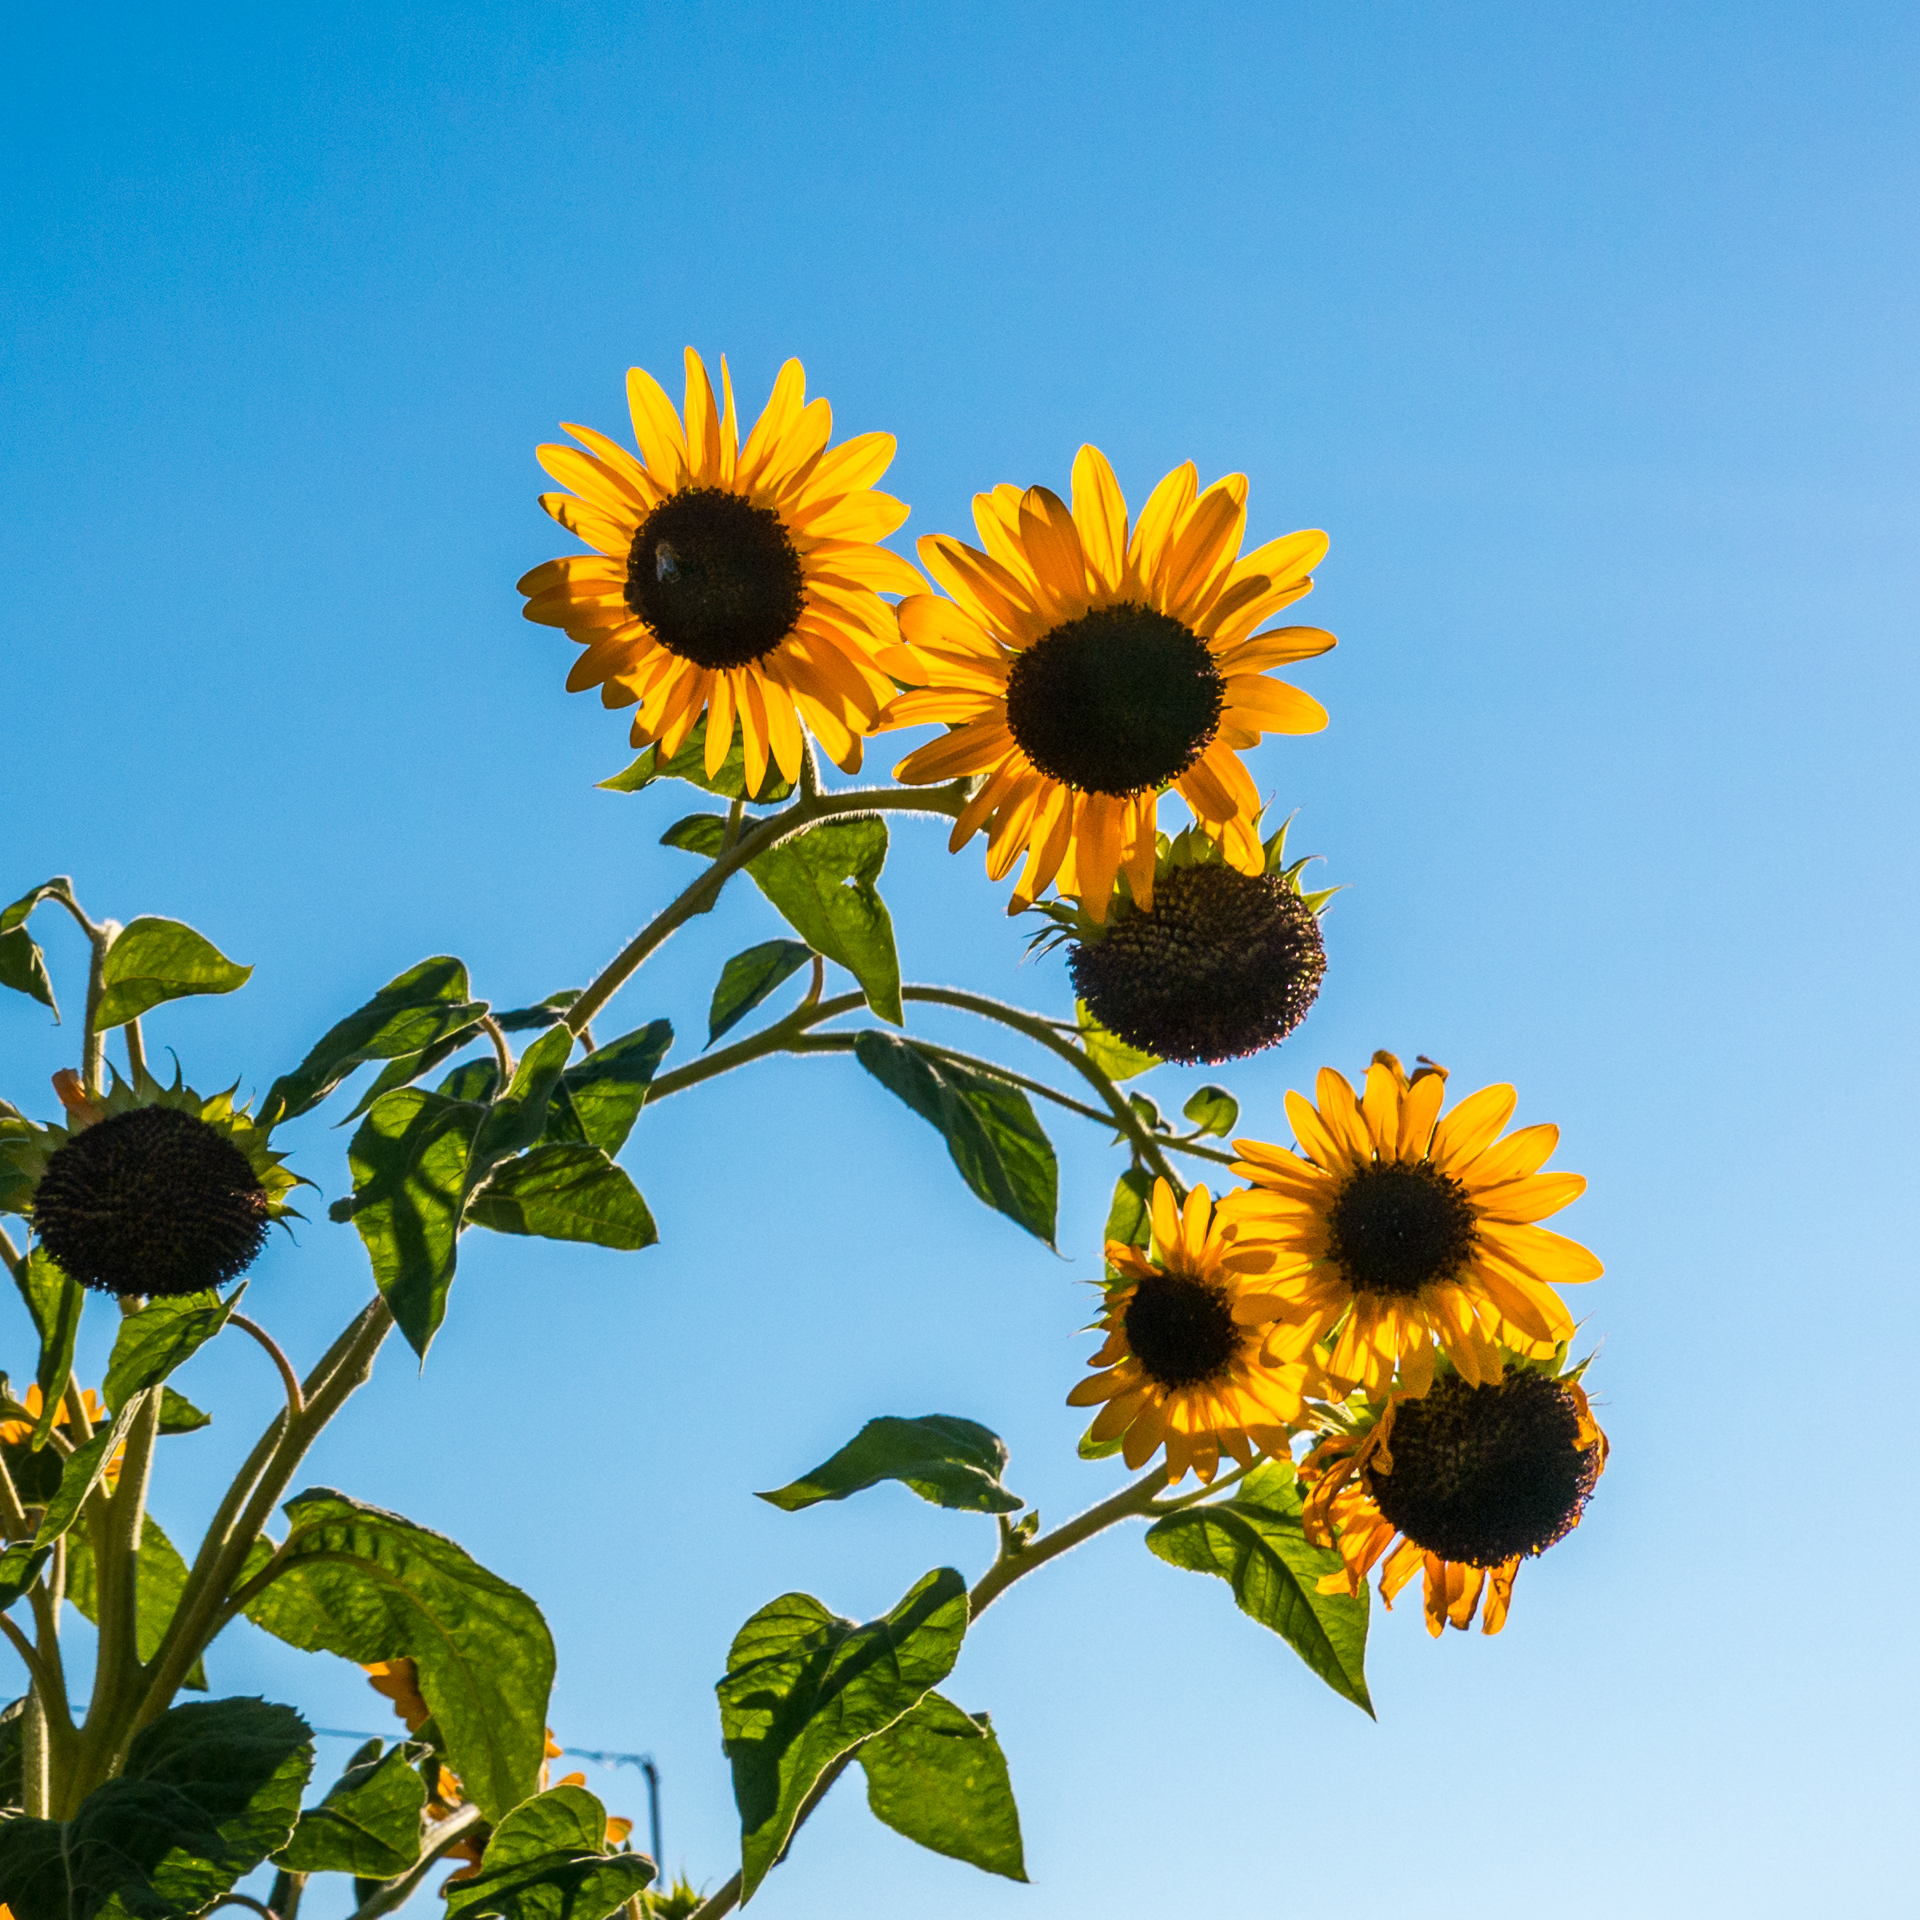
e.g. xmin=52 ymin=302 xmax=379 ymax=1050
xmin=517 ymin=350 xmax=922 ymax=793
xmin=4 ymin=1067 xmax=300 ymax=1301
xmin=1217 ymin=1053 xmax=1600 ymax=1397
xmin=1067 ymin=1178 xmax=1319 ymax=1483
xmin=1030 ymin=815 xmax=1334 ymax=1065
xmin=1300 ymin=1353 xmax=1608 ymax=1636
xmin=880 ymin=447 xmax=1334 ymax=920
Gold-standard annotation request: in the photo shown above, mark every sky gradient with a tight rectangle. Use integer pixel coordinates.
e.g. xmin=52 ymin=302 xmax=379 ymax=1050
xmin=4 ymin=4 xmax=1917 ymax=1915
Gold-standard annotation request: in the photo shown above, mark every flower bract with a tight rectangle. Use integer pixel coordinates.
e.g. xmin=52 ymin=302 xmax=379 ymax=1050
xmin=1218 ymin=1052 xmax=1600 ymax=1396
xmin=1068 ymin=1178 xmax=1318 ymax=1482
xmin=517 ymin=350 xmax=922 ymax=793
xmin=881 ymin=446 xmax=1334 ymax=919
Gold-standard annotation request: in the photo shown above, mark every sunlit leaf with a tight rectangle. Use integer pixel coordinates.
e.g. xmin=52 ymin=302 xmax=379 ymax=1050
xmin=758 ymin=1416 xmax=1022 ymax=1516
xmin=858 ymin=1692 xmax=1026 ymax=1881
xmin=1074 ymin=1001 xmax=1160 ymax=1083
xmin=274 ymin=1739 xmax=425 ymax=1878
xmin=90 ymin=919 xmax=252 ymax=1030
xmin=1181 ymin=1085 xmax=1239 ymax=1138
xmin=748 ymin=819 xmax=902 ymax=1024
xmin=103 ymin=1288 xmax=239 ymax=1412
xmin=466 ymin=1145 xmax=656 ymax=1251
xmin=441 ymin=1784 xmax=655 ymax=1920
xmin=601 ymin=713 xmax=795 ymax=804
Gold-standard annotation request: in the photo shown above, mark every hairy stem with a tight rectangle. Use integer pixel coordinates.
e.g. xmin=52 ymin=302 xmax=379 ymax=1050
xmin=230 ymin=1314 xmax=305 ymax=1417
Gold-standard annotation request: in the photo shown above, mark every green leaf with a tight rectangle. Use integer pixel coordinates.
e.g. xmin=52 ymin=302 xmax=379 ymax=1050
xmin=242 ymin=1488 xmax=555 ymax=1820
xmin=103 ymin=1288 xmax=239 ymax=1412
xmin=0 ymin=931 xmax=56 ymax=1018
xmin=342 ymin=1021 xmax=487 ymax=1122
xmin=20 ymin=1253 xmax=82 ymax=1448
xmin=494 ymin=993 xmax=580 ymax=1034
xmin=34 ymin=1397 xmax=146 ymax=1549
xmin=442 ymin=1784 xmax=654 ymax=1920
xmin=853 ymin=1034 xmax=1057 ymax=1245
xmin=0 ymin=1543 xmax=51 ymax=1614
xmin=858 ymin=1692 xmax=1026 ymax=1882
xmin=437 ymin=1059 xmax=500 ymax=1104
xmin=1074 ymin=1001 xmax=1160 ymax=1083
xmin=1181 ymin=1085 xmax=1240 ymax=1138
xmin=1103 ymin=1168 xmax=1153 ymax=1252
xmin=158 ymin=1388 xmax=210 ymax=1435
xmin=660 ymin=814 xmax=728 ymax=857
xmin=345 ymin=1089 xmax=485 ymax=1361
xmin=274 ymin=1740 xmax=426 ymax=1878
xmin=466 ymin=1145 xmax=656 ymax=1251
xmin=747 ymin=819 xmax=902 ymax=1024
xmin=601 ymin=712 xmax=796 ymax=804
xmin=262 ymin=957 xmax=487 ymax=1127
xmin=707 ymin=941 xmax=811 ymax=1047
xmin=718 ymin=1568 xmax=969 ymax=1902
xmin=63 ymin=1516 xmax=207 ymax=1687
xmin=471 ymin=1025 xmax=574 ymax=1176
xmin=545 ymin=1021 xmax=672 ymax=1156
xmin=0 ymin=1695 xmax=313 ymax=1920
xmin=1144 ymin=1461 xmax=1372 ymax=1715
xmin=758 ymin=1416 xmax=1022 ymax=1516
xmin=0 ymin=884 xmax=65 ymax=936
xmin=92 ymin=918 xmax=252 ymax=1030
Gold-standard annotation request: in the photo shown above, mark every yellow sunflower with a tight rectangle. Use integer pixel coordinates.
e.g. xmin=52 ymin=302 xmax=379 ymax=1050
xmin=1067 ymin=1178 xmax=1319 ymax=1483
xmin=881 ymin=446 xmax=1334 ymax=920
xmin=1218 ymin=1052 xmax=1600 ymax=1397
xmin=516 ymin=350 xmax=922 ymax=793
xmin=1300 ymin=1356 xmax=1608 ymax=1635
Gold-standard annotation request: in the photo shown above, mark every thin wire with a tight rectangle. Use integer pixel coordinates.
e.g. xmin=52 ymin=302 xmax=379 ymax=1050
xmin=311 ymin=1728 xmax=656 ymax=1771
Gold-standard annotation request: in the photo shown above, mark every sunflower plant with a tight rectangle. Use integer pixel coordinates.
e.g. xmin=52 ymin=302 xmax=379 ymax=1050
xmin=0 ymin=350 xmax=1609 ymax=1920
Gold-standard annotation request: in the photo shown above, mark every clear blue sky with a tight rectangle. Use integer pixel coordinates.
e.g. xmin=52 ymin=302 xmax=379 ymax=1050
xmin=5 ymin=3 xmax=1917 ymax=1914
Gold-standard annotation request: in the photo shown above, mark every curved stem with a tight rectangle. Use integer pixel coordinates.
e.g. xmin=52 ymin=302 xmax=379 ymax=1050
xmin=480 ymin=1015 xmax=515 ymax=1087
xmin=230 ymin=1314 xmax=305 ymax=1418
xmin=207 ymin=1896 xmax=280 ymax=1920
xmin=565 ymin=782 xmax=968 ymax=1039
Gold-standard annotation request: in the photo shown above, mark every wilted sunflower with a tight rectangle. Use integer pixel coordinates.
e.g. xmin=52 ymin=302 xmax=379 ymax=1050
xmin=1028 ymin=815 xmax=1333 ymax=1064
xmin=1067 ymin=1178 xmax=1319 ymax=1482
xmin=3 ymin=1068 xmax=300 ymax=1300
xmin=516 ymin=350 xmax=922 ymax=794
xmin=1300 ymin=1355 xmax=1608 ymax=1635
xmin=881 ymin=447 xmax=1334 ymax=919
xmin=1219 ymin=1053 xmax=1599 ymax=1396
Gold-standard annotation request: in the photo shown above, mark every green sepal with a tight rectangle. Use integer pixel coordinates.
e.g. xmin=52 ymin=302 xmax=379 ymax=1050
xmin=758 ymin=1415 xmax=1022 ymax=1516
xmin=601 ymin=712 xmax=795 ymax=804
xmin=718 ymin=1568 xmax=969 ymax=1903
xmin=273 ymin=1739 xmax=427 ymax=1878
xmin=0 ymin=1696 xmax=314 ymax=1920
xmin=707 ymin=941 xmax=811 ymax=1047
xmin=241 ymin=1487 xmax=554 ymax=1821
xmin=854 ymin=1034 xmax=1057 ymax=1245
xmin=441 ymin=1784 xmax=655 ymax=1920
xmin=857 ymin=1692 xmax=1026 ymax=1882
xmin=92 ymin=919 xmax=252 ymax=1030
xmin=1144 ymin=1459 xmax=1372 ymax=1715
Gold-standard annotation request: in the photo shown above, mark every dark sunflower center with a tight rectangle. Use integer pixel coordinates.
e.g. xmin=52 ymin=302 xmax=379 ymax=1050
xmin=1003 ymin=603 xmax=1224 ymax=796
xmin=31 ymin=1105 xmax=270 ymax=1300
xmin=1123 ymin=1269 xmax=1241 ymax=1389
xmin=625 ymin=486 xmax=806 ymax=671
xmin=1363 ymin=1370 xmax=1601 ymax=1566
xmin=1325 ymin=1162 xmax=1476 ymax=1299
xmin=1068 ymin=863 xmax=1327 ymax=1065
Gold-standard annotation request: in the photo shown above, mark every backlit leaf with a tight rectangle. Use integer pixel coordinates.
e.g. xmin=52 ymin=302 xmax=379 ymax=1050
xmin=274 ymin=1739 xmax=425 ymax=1879
xmin=759 ymin=1416 xmax=1021 ymax=1516
xmin=544 ymin=1021 xmax=672 ymax=1157
xmin=707 ymin=941 xmax=811 ymax=1047
xmin=1075 ymin=1001 xmax=1160 ymax=1083
xmin=748 ymin=819 xmax=902 ymax=1024
xmin=1181 ymin=1085 xmax=1240 ymax=1138
xmin=104 ymin=1288 xmax=239 ymax=1412
xmin=858 ymin=1692 xmax=1026 ymax=1881
xmin=601 ymin=713 xmax=795 ymax=804
xmin=92 ymin=919 xmax=251 ymax=1030
xmin=442 ymin=1784 xmax=654 ymax=1920
xmin=466 ymin=1145 xmax=656 ymax=1251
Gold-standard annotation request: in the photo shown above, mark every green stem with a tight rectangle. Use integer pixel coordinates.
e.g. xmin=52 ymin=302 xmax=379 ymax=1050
xmin=123 ymin=1016 xmax=147 ymax=1086
xmin=565 ymin=781 xmax=969 ymax=1039
xmin=0 ymin=1221 xmax=23 ymax=1285
xmin=343 ymin=1803 xmax=486 ymax=1920
xmin=480 ymin=1016 xmax=515 ymax=1086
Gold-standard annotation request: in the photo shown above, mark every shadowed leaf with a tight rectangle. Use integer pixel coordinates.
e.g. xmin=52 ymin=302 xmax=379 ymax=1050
xmin=759 ymin=1416 xmax=1021 ymax=1516
xmin=707 ymin=942 xmax=811 ymax=1047
xmin=442 ymin=1784 xmax=655 ymax=1920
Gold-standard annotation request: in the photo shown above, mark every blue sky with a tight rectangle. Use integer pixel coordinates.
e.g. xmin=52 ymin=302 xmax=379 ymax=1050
xmin=4 ymin=3 xmax=1917 ymax=1914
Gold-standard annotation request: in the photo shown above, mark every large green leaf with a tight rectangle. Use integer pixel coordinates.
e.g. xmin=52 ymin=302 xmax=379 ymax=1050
xmin=858 ymin=1692 xmax=1025 ymax=1882
xmin=20 ymin=1253 xmax=82 ymax=1449
xmin=466 ymin=1145 xmax=656 ymax=1251
xmin=103 ymin=1289 xmax=238 ymax=1412
xmin=64 ymin=1516 xmax=207 ymax=1688
xmin=758 ymin=1416 xmax=1021 ymax=1516
xmin=600 ymin=712 xmax=796 ymax=804
xmin=1144 ymin=1461 xmax=1372 ymax=1715
xmin=853 ymin=1034 xmax=1057 ymax=1245
xmin=1074 ymin=1001 xmax=1160 ymax=1083
xmin=345 ymin=1089 xmax=485 ymax=1360
xmin=707 ymin=941 xmax=811 ymax=1047
xmin=92 ymin=920 xmax=251 ymax=1031
xmin=262 ymin=957 xmax=486 ymax=1126
xmin=34 ymin=1397 xmax=146 ymax=1549
xmin=544 ymin=1021 xmax=672 ymax=1156
xmin=442 ymin=1784 xmax=654 ymax=1920
xmin=274 ymin=1739 xmax=425 ymax=1878
xmin=0 ymin=1696 xmax=313 ymax=1920
xmin=242 ymin=1488 xmax=554 ymax=1821
xmin=718 ymin=1568 xmax=968 ymax=1902
xmin=746 ymin=819 xmax=902 ymax=1024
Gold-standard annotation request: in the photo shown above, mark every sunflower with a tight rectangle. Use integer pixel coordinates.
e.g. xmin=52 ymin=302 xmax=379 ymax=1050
xmin=1300 ymin=1355 xmax=1607 ymax=1635
xmin=516 ymin=350 xmax=922 ymax=794
xmin=2 ymin=1066 xmax=301 ymax=1300
xmin=880 ymin=446 xmax=1334 ymax=920
xmin=1067 ymin=1178 xmax=1319 ymax=1483
xmin=1217 ymin=1053 xmax=1600 ymax=1397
